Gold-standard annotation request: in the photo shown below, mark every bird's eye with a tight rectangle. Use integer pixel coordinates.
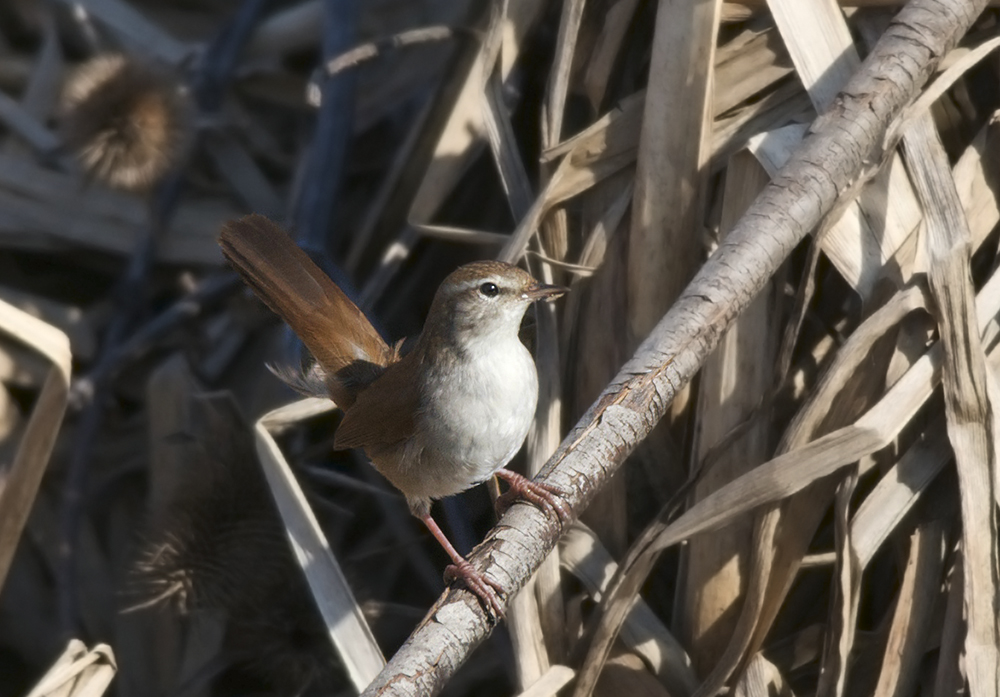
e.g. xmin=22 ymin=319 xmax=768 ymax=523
xmin=479 ymin=282 xmax=500 ymax=298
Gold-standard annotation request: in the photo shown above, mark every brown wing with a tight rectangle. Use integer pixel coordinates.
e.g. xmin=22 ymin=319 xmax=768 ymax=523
xmin=219 ymin=214 xmax=395 ymax=407
xmin=334 ymin=353 xmax=419 ymax=451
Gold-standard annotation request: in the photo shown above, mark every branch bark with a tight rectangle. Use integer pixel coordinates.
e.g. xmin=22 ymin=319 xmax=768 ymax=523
xmin=360 ymin=1 xmax=987 ymax=694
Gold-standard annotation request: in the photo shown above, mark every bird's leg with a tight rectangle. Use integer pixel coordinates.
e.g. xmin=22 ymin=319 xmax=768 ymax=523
xmin=494 ymin=469 xmax=571 ymax=523
xmin=418 ymin=513 xmax=505 ymax=619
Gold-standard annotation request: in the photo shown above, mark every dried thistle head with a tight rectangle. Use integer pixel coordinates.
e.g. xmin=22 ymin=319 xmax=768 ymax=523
xmin=129 ymin=394 xmax=294 ymax=614
xmin=59 ymin=54 xmax=191 ymax=192
xmin=131 ymin=393 xmax=350 ymax=692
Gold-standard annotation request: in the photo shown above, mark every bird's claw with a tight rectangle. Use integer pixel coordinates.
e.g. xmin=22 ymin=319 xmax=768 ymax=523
xmin=494 ymin=470 xmax=572 ymax=523
xmin=444 ymin=560 xmax=505 ymax=620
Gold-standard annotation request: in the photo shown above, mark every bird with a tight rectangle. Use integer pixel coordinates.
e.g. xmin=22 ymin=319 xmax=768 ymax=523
xmin=219 ymin=214 xmax=569 ymax=617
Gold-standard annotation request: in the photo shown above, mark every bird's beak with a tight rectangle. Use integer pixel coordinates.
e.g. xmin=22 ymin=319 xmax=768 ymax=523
xmin=522 ymin=282 xmax=569 ymax=301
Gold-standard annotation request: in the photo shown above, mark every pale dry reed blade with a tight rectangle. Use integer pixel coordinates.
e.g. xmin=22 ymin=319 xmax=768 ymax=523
xmin=722 ymin=61 xmax=947 ymax=675
xmin=254 ymin=397 xmax=386 ymax=692
xmin=506 ymin=583 xmax=552 ymax=691
xmin=664 ymin=277 xmax=993 ymax=547
xmin=25 ymin=640 xmax=116 ymax=697
xmin=681 ymin=150 xmax=777 ymax=673
xmin=526 ymin=0 xmax=580 ymax=654
xmin=545 ymin=21 xmax=804 ymax=169
xmin=899 ymin=35 xmax=1000 ymax=130
xmin=949 ymin=119 xmax=1000 ymax=252
xmin=721 ymin=4 xmax=756 ymax=21
xmin=937 ymin=557 xmax=966 ymax=697
xmin=536 ymin=0 xmax=579 ymax=262
xmin=540 ymin=91 xmax=644 ymax=164
xmin=714 ymin=26 xmax=793 ymax=115
xmin=0 ymin=297 xmax=71 ymax=593
xmin=627 ymin=0 xmax=721 ymax=344
xmin=731 ymin=0 xmax=1000 ymax=8
xmin=851 ymin=40 xmax=1000 ymax=282
xmin=574 ymin=181 xmax=633 ymax=275
xmin=733 ymin=653 xmax=787 ymax=697
xmin=411 ymin=224 xmax=508 ymax=245
xmin=870 ymin=523 xmax=946 ymax=697
xmin=762 ymin=0 xmax=921 ymax=298
xmin=516 ymin=665 xmax=577 ymax=697
xmin=532 ymin=78 xmax=804 ymax=248
xmin=358 ymin=0 xmax=541 ymax=300
xmin=814 ymin=470 xmax=859 ymax=697
xmin=712 ymin=82 xmax=812 ymax=168
xmin=582 ymin=0 xmax=640 ymax=109
xmin=543 ymin=0 xmax=585 ymax=147
xmin=407 ymin=0 xmax=544 ymax=227
xmin=0 ymin=285 xmax=94 ymax=361
xmin=766 ymin=0 xmax=856 ymax=111
xmin=577 ymin=265 xmax=1000 ymax=697
xmin=863 ymin=113 xmax=999 ymax=311
xmin=477 ymin=3 xmax=564 ymax=684
xmin=903 ymin=112 xmax=1000 ymax=697
xmin=500 ymin=91 xmax=644 ymax=263
xmin=519 ymin=278 xmax=568 ymax=669
xmin=479 ymin=4 xmax=533 ymax=224
xmin=747 ymin=121 xmax=920 ymax=295
xmin=512 ymin=665 xmax=575 ymax=697
xmin=533 ymin=0 xmax=578 ymax=269
xmin=559 ymin=523 xmax=697 ymax=697
xmin=348 ymin=99 xmax=434 ymax=273
xmin=850 ymin=421 xmax=952 ymax=568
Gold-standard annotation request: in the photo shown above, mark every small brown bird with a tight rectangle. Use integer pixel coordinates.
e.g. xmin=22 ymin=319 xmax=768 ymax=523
xmin=219 ymin=214 xmax=569 ymax=616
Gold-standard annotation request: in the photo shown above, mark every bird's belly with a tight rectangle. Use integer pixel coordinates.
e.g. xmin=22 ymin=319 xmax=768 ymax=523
xmin=422 ymin=410 xmax=532 ymax=497
xmin=381 ymin=342 xmax=538 ymax=502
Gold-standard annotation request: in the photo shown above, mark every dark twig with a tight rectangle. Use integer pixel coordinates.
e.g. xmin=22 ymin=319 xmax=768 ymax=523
xmin=88 ymin=273 xmax=240 ymax=393
xmin=283 ymin=0 xmax=363 ymax=365
xmin=58 ymin=186 xmax=177 ymax=634
xmin=291 ymin=0 xmax=360 ymax=258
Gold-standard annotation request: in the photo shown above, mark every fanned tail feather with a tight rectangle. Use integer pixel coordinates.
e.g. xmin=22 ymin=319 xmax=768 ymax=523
xmin=219 ymin=214 xmax=396 ymax=407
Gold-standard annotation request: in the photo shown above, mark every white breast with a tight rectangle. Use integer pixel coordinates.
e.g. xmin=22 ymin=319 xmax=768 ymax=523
xmin=409 ymin=334 xmax=538 ymax=500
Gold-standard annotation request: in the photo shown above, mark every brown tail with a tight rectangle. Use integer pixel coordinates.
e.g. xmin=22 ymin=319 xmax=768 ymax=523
xmin=219 ymin=214 xmax=395 ymax=407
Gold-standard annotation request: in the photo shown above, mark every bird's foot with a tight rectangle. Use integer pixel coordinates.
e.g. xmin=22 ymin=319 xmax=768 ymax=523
xmin=494 ymin=469 xmax=572 ymax=523
xmin=444 ymin=559 xmax=505 ymax=620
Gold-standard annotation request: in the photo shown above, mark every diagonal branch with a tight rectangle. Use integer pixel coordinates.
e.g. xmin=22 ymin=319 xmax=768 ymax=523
xmin=360 ymin=1 xmax=988 ymax=695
